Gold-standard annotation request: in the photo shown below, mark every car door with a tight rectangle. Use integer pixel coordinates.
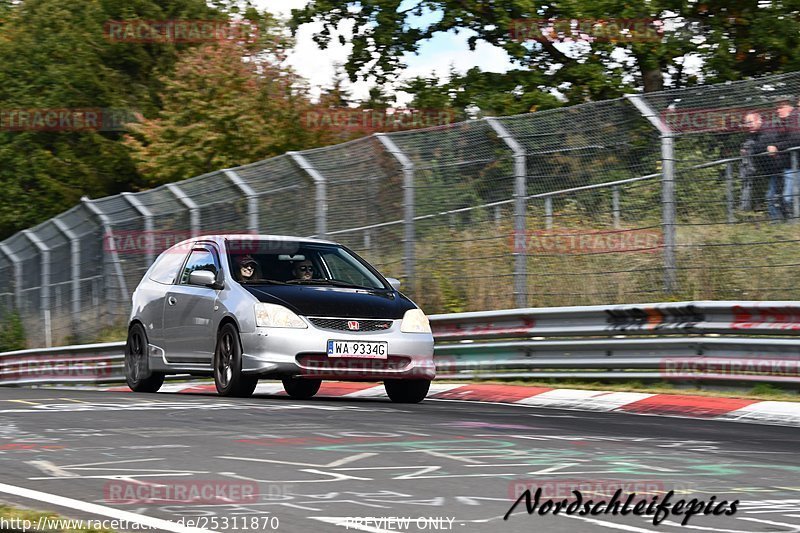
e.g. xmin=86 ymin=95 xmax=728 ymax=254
xmin=162 ymin=245 xmax=220 ymax=364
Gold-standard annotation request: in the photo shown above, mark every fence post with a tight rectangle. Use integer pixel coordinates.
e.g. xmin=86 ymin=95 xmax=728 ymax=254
xmin=22 ymin=230 xmax=51 ymax=347
xmin=375 ymin=133 xmax=416 ymax=293
xmin=725 ymin=162 xmax=735 ymax=224
xmin=52 ymin=218 xmax=81 ymax=343
xmin=82 ymin=196 xmax=129 ymax=326
xmin=626 ymin=95 xmax=677 ymax=293
xmin=792 ymin=150 xmax=799 ymax=222
xmin=612 ymin=186 xmax=621 ymax=229
xmin=121 ymin=192 xmax=155 ymax=267
xmin=486 ymin=117 xmax=527 ymax=308
xmin=167 ymin=183 xmax=200 ymax=237
xmin=544 ymin=197 xmax=553 ymax=229
xmin=288 ymin=152 xmax=327 ymax=238
xmin=0 ymin=243 xmax=23 ymax=317
xmin=224 ymin=169 xmax=259 ymax=234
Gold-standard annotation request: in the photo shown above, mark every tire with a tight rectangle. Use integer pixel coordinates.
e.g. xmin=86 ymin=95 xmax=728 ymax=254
xmin=282 ymin=377 xmax=321 ymax=400
xmin=125 ymin=323 xmax=164 ymax=393
xmin=214 ymin=323 xmax=258 ymax=397
xmin=384 ymin=379 xmax=431 ymax=404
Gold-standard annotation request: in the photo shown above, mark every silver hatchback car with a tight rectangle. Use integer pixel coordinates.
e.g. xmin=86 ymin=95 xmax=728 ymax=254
xmin=125 ymin=235 xmax=435 ymax=402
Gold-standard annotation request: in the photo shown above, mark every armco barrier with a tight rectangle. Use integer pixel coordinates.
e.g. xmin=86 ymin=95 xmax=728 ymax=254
xmin=1 ymin=301 xmax=799 ymax=386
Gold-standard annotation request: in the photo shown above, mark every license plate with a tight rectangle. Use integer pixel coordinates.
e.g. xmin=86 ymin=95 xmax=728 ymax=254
xmin=327 ymin=340 xmax=388 ymax=359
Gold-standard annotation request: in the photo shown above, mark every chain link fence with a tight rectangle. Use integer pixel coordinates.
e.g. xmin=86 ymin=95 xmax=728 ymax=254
xmin=6 ymin=71 xmax=800 ymax=347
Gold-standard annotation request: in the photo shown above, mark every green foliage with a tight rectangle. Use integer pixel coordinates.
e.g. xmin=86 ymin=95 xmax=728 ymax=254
xmin=294 ymin=1 xmax=800 ymax=114
xmin=0 ymin=311 xmax=26 ymax=351
xmin=124 ymin=34 xmax=322 ymax=185
xmin=0 ymin=0 xmax=230 ymax=238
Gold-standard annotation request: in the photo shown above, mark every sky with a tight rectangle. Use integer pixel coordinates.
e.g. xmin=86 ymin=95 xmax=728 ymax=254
xmin=254 ymin=0 xmax=514 ymax=106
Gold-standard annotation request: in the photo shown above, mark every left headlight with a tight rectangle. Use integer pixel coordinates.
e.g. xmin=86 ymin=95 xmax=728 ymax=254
xmin=254 ymin=303 xmax=307 ymax=329
xmin=400 ymin=308 xmax=431 ymax=334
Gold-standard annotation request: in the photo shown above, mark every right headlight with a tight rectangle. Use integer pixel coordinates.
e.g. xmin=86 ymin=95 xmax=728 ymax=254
xmin=254 ymin=303 xmax=307 ymax=329
xmin=400 ymin=308 xmax=431 ymax=334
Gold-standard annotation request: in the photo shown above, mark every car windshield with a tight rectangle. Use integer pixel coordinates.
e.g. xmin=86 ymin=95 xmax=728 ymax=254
xmin=225 ymin=239 xmax=389 ymax=290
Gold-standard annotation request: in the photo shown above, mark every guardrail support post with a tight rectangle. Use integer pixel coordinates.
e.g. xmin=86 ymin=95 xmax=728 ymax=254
xmin=82 ymin=197 xmax=129 ymax=326
xmin=225 ymin=169 xmax=259 ymax=234
xmin=726 ymin=161 xmax=735 ymax=224
xmin=121 ymin=192 xmax=155 ymax=267
xmin=626 ymin=95 xmax=677 ymax=293
xmin=167 ymin=184 xmax=200 ymax=237
xmin=0 ymin=243 xmax=23 ymax=319
xmin=23 ymin=230 xmax=51 ymax=347
xmin=375 ymin=134 xmax=416 ymax=295
xmin=486 ymin=118 xmax=528 ymax=307
xmin=52 ymin=219 xmax=82 ymax=343
xmin=288 ymin=152 xmax=327 ymax=239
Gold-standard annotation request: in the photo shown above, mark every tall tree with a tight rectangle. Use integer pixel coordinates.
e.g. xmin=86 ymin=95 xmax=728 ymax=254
xmin=292 ymin=1 xmax=800 ymax=107
xmin=0 ymin=0 xmax=231 ymax=238
xmin=124 ymin=33 xmax=320 ymax=185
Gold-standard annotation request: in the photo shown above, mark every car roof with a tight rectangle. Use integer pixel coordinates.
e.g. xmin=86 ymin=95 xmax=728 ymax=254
xmin=170 ymin=234 xmax=340 ymax=250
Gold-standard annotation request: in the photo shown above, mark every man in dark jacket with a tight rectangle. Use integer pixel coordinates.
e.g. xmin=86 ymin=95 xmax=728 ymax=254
xmin=740 ymin=111 xmax=763 ymax=211
xmin=762 ymin=96 xmax=800 ymax=220
xmin=747 ymin=109 xmax=783 ymax=220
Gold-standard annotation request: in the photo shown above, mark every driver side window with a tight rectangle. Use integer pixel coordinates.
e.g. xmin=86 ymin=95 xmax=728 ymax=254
xmin=180 ymin=248 xmax=219 ymax=285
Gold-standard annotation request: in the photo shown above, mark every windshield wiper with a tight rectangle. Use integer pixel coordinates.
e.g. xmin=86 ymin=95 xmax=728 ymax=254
xmin=285 ymin=279 xmax=383 ymax=290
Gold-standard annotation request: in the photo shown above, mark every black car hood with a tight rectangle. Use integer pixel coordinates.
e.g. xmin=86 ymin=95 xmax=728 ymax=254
xmin=243 ymin=285 xmax=417 ymax=319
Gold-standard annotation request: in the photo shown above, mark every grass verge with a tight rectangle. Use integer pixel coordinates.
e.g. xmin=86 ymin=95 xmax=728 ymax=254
xmin=0 ymin=503 xmax=114 ymax=533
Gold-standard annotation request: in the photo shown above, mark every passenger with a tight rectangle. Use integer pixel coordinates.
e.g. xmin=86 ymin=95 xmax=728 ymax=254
xmin=237 ymin=255 xmax=258 ymax=282
xmin=292 ymin=259 xmax=314 ymax=281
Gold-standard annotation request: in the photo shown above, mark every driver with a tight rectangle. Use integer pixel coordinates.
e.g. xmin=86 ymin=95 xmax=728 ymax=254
xmin=292 ymin=259 xmax=314 ymax=281
xmin=237 ymin=255 xmax=258 ymax=282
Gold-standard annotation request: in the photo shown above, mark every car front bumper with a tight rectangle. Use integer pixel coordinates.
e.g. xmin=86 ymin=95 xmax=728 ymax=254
xmin=239 ymin=319 xmax=435 ymax=380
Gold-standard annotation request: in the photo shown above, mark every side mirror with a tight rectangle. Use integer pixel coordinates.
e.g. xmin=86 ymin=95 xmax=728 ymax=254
xmin=189 ymin=270 xmax=217 ymax=287
xmin=386 ymin=277 xmax=401 ymax=291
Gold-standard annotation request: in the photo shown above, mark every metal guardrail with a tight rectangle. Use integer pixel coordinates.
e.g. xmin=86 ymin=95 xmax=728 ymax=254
xmin=431 ymin=300 xmax=800 ymax=382
xmin=1 ymin=301 xmax=799 ymax=386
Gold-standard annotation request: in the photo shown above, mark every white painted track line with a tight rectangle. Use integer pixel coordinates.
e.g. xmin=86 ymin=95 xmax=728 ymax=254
xmin=0 ymin=481 xmax=220 ymax=532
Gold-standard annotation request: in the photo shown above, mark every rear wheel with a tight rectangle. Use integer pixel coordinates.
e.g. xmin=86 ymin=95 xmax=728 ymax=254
xmin=282 ymin=377 xmax=321 ymax=400
xmin=384 ymin=379 xmax=431 ymax=404
xmin=125 ymin=323 xmax=164 ymax=393
xmin=214 ymin=323 xmax=258 ymax=397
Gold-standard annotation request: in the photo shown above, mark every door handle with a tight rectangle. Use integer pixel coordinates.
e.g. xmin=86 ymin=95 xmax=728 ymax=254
xmin=168 ymin=296 xmax=177 ymax=306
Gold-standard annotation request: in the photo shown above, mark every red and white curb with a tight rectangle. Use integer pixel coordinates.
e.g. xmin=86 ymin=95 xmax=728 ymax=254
xmin=88 ymin=381 xmax=800 ymax=428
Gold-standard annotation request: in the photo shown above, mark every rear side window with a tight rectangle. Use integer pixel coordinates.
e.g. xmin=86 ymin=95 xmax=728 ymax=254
xmin=148 ymin=249 xmax=187 ymax=285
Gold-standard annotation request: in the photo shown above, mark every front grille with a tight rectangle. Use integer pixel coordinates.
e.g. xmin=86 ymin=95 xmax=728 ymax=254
xmin=308 ymin=317 xmax=393 ymax=332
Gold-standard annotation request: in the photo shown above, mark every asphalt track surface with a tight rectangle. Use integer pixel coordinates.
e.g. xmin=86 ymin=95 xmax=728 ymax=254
xmin=0 ymin=386 xmax=799 ymax=533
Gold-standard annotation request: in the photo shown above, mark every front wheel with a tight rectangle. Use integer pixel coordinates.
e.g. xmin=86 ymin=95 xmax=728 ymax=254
xmin=214 ymin=323 xmax=258 ymax=397
xmin=125 ymin=323 xmax=164 ymax=393
xmin=282 ymin=377 xmax=321 ymax=400
xmin=384 ymin=379 xmax=431 ymax=404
